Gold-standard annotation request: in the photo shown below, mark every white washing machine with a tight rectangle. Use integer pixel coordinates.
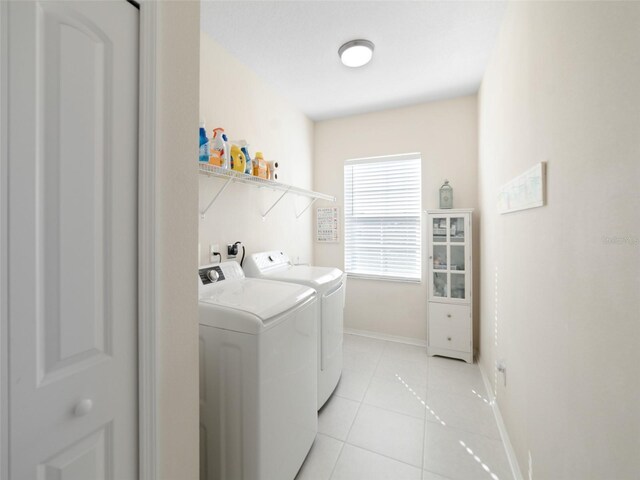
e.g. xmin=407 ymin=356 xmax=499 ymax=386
xmin=198 ymin=261 xmax=318 ymax=480
xmin=243 ymin=251 xmax=345 ymax=409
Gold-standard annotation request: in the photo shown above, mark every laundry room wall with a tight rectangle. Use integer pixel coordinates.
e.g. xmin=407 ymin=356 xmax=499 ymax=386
xmin=314 ymin=96 xmax=479 ymax=343
xmin=478 ymin=2 xmax=640 ymax=477
xmin=199 ymin=33 xmax=315 ymax=266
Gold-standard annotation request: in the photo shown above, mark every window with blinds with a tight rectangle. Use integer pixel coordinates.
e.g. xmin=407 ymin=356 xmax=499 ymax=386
xmin=344 ymin=153 xmax=422 ymax=282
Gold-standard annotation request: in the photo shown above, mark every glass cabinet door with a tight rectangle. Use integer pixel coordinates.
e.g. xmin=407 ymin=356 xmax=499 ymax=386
xmin=432 ymin=245 xmax=447 ymax=270
xmin=433 ymin=272 xmax=448 ymax=298
xmin=450 ymin=245 xmax=465 ymax=271
xmin=450 ymin=244 xmax=466 ymax=300
xmin=431 ymin=216 xmax=448 ymax=298
xmin=450 ymin=217 xmax=465 ymax=243
xmin=450 ymin=273 xmax=466 ymax=299
xmin=432 ymin=217 xmax=448 ymax=243
xmin=430 ymin=213 xmax=469 ymax=302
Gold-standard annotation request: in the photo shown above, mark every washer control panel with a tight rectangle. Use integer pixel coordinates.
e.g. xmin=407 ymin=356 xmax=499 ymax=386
xmin=199 ymin=266 xmax=225 ymax=285
xmin=247 ymin=250 xmax=291 ymax=273
xmin=198 ymin=261 xmax=245 ymax=289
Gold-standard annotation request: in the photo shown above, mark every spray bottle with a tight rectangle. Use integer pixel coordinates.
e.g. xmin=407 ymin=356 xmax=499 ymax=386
xmin=210 ymin=128 xmax=230 ymax=169
xmin=199 ymin=121 xmax=210 ymax=163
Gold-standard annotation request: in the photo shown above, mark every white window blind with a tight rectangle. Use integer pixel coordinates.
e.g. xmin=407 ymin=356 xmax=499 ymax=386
xmin=344 ymin=153 xmax=422 ymax=282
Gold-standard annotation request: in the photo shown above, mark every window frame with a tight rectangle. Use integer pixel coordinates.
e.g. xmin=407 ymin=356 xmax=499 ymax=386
xmin=343 ymin=152 xmax=423 ymax=283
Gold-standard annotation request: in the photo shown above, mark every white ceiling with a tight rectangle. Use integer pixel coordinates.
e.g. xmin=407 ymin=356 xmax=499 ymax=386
xmin=201 ymin=1 xmax=506 ymax=121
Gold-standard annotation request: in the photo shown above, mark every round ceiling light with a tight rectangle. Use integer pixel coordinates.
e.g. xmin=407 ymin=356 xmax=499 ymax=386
xmin=338 ymin=39 xmax=374 ymax=68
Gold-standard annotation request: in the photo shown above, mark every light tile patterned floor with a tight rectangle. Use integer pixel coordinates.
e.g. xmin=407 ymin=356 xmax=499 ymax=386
xmin=295 ymin=334 xmax=513 ymax=480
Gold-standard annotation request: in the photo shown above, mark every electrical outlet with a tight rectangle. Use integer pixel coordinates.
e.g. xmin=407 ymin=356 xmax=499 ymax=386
xmin=496 ymin=359 xmax=507 ymax=387
xmin=209 ymin=244 xmax=220 ymax=263
xmin=227 ymin=243 xmax=238 ymax=258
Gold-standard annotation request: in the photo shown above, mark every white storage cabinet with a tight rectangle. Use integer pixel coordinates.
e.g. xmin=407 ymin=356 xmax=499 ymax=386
xmin=427 ymin=209 xmax=473 ymax=363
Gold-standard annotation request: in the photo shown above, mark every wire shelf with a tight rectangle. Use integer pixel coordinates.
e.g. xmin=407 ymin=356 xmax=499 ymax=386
xmin=198 ymin=163 xmax=335 ymax=218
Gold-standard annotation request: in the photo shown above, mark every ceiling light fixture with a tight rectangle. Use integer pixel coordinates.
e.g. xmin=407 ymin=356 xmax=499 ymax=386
xmin=338 ymin=39 xmax=374 ymax=68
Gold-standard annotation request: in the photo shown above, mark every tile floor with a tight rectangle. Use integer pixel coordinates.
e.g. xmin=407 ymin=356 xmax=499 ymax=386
xmin=295 ymin=334 xmax=513 ymax=480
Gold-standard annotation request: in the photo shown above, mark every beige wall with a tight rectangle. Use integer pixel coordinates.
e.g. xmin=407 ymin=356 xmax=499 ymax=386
xmin=156 ymin=2 xmax=200 ymax=479
xmin=199 ymin=33 xmax=315 ymax=266
xmin=478 ymin=2 xmax=640 ymax=478
xmin=314 ymin=96 xmax=479 ymax=342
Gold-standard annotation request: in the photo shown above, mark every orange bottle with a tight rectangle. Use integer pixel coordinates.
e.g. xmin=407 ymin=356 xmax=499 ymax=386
xmin=253 ymin=152 xmax=267 ymax=179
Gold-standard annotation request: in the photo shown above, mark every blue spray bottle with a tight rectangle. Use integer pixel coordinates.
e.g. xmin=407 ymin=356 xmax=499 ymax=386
xmin=199 ymin=121 xmax=210 ymax=163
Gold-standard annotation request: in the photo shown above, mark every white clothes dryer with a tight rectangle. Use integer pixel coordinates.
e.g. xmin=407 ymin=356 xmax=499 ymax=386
xmin=243 ymin=251 xmax=345 ymax=409
xmin=198 ymin=261 xmax=318 ymax=480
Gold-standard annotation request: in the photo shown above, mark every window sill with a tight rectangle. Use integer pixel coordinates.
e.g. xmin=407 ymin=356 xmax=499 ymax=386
xmin=346 ymin=273 xmax=422 ymax=284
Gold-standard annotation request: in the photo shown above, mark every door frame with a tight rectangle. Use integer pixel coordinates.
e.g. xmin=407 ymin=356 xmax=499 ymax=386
xmin=138 ymin=1 xmax=160 ymax=478
xmin=0 ymin=1 xmax=162 ymax=478
xmin=0 ymin=1 xmax=9 ymax=478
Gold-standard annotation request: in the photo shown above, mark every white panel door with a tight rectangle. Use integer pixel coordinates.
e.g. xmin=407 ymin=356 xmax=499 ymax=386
xmin=6 ymin=1 xmax=139 ymax=478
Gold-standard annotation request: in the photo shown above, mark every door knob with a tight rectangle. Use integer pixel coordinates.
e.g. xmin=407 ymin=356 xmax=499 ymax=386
xmin=74 ymin=398 xmax=93 ymax=417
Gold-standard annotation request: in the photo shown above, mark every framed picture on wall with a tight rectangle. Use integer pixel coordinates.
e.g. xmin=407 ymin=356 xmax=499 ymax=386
xmin=497 ymin=162 xmax=547 ymax=214
xmin=316 ymin=207 xmax=339 ymax=243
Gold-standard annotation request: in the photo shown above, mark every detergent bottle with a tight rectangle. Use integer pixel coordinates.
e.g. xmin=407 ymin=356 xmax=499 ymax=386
xmin=230 ymin=144 xmax=246 ymax=173
xmin=241 ymin=146 xmax=252 ymax=175
xmin=253 ymin=152 xmax=267 ymax=179
xmin=198 ymin=121 xmax=210 ymax=163
xmin=210 ymin=128 xmax=230 ymax=169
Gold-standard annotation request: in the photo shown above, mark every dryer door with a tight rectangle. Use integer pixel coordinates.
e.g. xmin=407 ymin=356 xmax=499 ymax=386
xmin=321 ymin=280 xmax=345 ymax=371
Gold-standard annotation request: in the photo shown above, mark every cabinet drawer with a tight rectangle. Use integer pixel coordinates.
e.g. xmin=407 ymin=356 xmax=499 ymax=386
xmin=428 ymin=303 xmax=471 ymax=352
xmin=429 ymin=303 xmax=470 ymax=329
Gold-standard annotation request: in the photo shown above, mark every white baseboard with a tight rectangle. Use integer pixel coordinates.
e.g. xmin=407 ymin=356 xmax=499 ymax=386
xmin=478 ymin=361 xmax=524 ymax=480
xmin=344 ymin=327 xmax=427 ymax=347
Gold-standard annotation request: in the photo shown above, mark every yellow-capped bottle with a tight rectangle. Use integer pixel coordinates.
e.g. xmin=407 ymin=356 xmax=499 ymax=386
xmin=253 ymin=152 xmax=267 ymax=179
xmin=230 ymin=144 xmax=246 ymax=173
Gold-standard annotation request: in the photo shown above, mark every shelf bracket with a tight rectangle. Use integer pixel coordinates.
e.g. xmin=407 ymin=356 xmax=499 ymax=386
xmin=201 ymin=176 xmax=233 ymax=219
xmin=295 ymin=197 xmax=317 ymax=219
xmin=261 ymin=186 xmax=291 ymax=219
